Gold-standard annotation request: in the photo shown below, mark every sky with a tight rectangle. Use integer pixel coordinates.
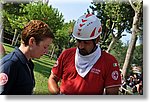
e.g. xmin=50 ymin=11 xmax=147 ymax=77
xmin=48 ymin=0 xmax=93 ymax=22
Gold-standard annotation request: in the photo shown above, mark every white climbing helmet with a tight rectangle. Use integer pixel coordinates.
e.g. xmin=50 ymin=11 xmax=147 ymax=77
xmin=72 ymin=14 xmax=102 ymax=40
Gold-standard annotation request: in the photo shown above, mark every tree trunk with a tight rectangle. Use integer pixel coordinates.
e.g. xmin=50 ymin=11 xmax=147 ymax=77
xmin=106 ymin=38 xmax=116 ymax=53
xmin=11 ymin=29 xmax=17 ymax=46
xmin=14 ymin=33 xmax=20 ymax=46
xmin=122 ymin=11 xmax=141 ymax=79
xmin=50 ymin=45 xmax=55 ymax=60
xmin=122 ymin=32 xmax=137 ymax=78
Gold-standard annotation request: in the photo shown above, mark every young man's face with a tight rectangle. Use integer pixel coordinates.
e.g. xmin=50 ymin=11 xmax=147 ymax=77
xmin=76 ymin=39 xmax=95 ymax=56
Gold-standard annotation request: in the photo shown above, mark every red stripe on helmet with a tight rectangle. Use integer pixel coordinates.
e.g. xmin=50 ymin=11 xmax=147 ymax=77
xmin=85 ymin=14 xmax=93 ymax=18
xmin=79 ymin=24 xmax=85 ymax=27
xmin=98 ymin=26 xmax=102 ymax=33
xmin=82 ymin=19 xmax=87 ymax=22
xmin=90 ymin=27 xmax=96 ymax=37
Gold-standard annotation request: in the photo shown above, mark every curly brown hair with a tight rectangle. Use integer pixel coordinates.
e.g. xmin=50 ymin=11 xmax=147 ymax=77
xmin=21 ymin=20 xmax=54 ymax=46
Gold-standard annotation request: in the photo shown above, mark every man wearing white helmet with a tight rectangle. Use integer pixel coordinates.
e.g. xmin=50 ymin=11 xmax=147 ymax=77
xmin=48 ymin=14 xmax=121 ymax=95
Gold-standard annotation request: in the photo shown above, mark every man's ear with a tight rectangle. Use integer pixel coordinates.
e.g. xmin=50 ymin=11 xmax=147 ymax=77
xmin=28 ymin=37 xmax=35 ymax=46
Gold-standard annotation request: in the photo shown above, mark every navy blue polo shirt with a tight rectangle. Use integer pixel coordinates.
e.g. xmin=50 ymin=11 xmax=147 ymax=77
xmin=0 ymin=48 xmax=35 ymax=95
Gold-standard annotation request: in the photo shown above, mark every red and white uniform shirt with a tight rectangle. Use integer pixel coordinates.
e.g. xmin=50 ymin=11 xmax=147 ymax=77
xmin=52 ymin=48 xmax=121 ymax=95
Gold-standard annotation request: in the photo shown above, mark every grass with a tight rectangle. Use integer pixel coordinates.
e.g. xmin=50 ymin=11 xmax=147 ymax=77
xmin=33 ymin=55 xmax=55 ymax=95
xmin=2 ymin=43 xmax=56 ymax=95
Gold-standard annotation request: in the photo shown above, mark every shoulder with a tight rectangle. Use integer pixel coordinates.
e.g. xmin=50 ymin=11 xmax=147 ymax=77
xmin=63 ymin=47 xmax=76 ymax=53
xmin=101 ymin=51 xmax=117 ymax=60
xmin=0 ymin=54 xmax=17 ymax=74
xmin=0 ymin=50 xmax=21 ymax=71
xmin=100 ymin=51 xmax=118 ymax=65
xmin=61 ymin=47 xmax=76 ymax=56
xmin=58 ymin=47 xmax=76 ymax=60
xmin=1 ymin=50 xmax=19 ymax=64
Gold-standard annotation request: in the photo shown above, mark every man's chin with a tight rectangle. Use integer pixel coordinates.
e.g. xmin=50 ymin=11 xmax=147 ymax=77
xmin=79 ymin=51 xmax=88 ymax=56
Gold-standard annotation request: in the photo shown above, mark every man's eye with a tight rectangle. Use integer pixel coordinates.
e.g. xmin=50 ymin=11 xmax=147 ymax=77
xmin=84 ymin=41 xmax=90 ymax=44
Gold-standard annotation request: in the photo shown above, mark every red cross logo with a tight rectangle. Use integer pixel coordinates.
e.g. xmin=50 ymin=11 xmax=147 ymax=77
xmin=111 ymin=71 xmax=119 ymax=80
xmin=0 ymin=73 xmax=8 ymax=85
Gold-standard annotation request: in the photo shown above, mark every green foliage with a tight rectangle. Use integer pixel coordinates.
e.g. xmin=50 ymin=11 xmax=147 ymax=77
xmin=132 ymin=44 xmax=143 ymax=66
xmin=54 ymin=22 xmax=73 ymax=47
xmin=3 ymin=3 xmax=27 ymax=35
xmin=4 ymin=11 xmax=27 ymax=30
xmin=3 ymin=1 xmax=64 ymax=47
xmin=21 ymin=1 xmax=64 ymax=33
xmin=54 ymin=25 xmax=70 ymax=48
xmin=110 ymin=41 xmax=143 ymax=69
xmin=110 ymin=40 xmax=127 ymax=68
xmin=53 ymin=21 xmax=75 ymax=57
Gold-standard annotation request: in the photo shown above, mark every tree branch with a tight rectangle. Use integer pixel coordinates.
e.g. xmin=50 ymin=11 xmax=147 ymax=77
xmin=129 ymin=0 xmax=136 ymax=11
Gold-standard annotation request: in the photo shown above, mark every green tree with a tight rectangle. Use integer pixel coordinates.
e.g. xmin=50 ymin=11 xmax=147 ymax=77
xmin=2 ymin=2 xmax=28 ymax=46
xmin=53 ymin=21 xmax=75 ymax=58
xmin=110 ymin=40 xmax=128 ymax=68
xmin=21 ymin=1 xmax=64 ymax=34
xmin=3 ymin=1 xmax=64 ymax=48
xmin=132 ymin=44 xmax=143 ymax=67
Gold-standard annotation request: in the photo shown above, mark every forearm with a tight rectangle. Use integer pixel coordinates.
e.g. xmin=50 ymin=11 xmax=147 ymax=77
xmin=105 ymin=86 xmax=120 ymax=95
xmin=48 ymin=75 xmax=60 ymax=95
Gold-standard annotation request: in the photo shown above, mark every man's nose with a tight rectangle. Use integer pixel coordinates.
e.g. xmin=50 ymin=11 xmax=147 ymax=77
xmin=78 ymin=41 xmax=85 ymax=49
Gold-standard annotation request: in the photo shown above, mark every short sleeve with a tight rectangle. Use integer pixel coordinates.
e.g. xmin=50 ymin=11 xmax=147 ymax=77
xmin=104 ymin=56 xmax=121 ymax=88
xmin=51 ymin=51 xmax=65 ymax=81
xmin=0 ymin=61 xmax=16 ymax=94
